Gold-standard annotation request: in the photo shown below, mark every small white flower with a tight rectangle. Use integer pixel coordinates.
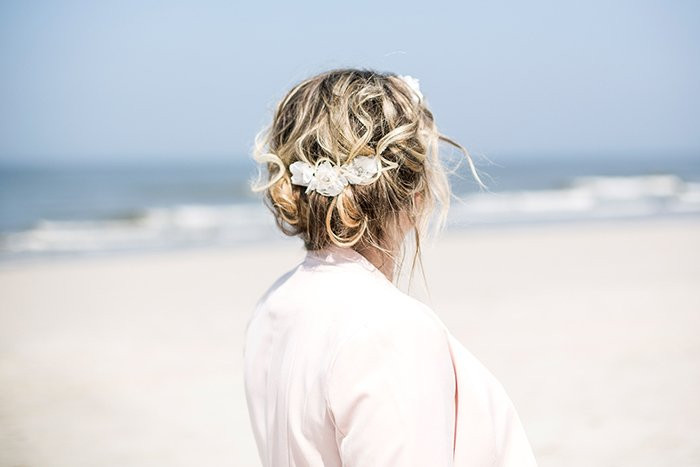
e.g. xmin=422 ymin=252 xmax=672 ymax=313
xmin=398 ymin=75 xmax=423 ymax=104
xmin=309 ymin=160 xmax=348 ymax=196
xmin=342 ymin=156 xmax=381 ymax=184
xmin=289 ymin=160 xmax=315 ymax=186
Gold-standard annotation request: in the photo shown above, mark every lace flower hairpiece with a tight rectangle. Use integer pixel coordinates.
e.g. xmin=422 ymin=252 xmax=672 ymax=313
xmin=289 ymin=156 xmax=398 ymax=197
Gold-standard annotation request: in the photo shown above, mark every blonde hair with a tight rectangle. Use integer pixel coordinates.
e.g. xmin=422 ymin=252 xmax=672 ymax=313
xmin=251 ymin=68 xmax=483 ymax=284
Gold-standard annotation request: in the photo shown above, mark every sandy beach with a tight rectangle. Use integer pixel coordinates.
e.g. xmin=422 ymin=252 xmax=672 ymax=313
xmin=1 ymin=218 xmax=699 ymax=467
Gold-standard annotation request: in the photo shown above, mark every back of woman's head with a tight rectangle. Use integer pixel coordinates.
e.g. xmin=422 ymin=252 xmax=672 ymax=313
xmin=251 ymin=68 xmax=481 ymax=272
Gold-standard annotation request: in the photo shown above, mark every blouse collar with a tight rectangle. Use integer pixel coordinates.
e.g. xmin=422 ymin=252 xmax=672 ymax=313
xmin=303 ymin=244 xmax=394 ymax=286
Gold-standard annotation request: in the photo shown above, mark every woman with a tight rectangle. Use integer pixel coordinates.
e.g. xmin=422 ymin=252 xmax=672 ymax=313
xmin=244 ymin=68 xmax=538 ymax=466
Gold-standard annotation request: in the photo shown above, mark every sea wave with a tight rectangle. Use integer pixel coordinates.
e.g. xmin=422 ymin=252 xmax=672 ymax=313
xmin=449 ymin=174 xmax=700 ymax=226
xmin=2 ymin=174 xmax=699 ymax=260
xmin=0 ymin=203 xmax=281 ymax=259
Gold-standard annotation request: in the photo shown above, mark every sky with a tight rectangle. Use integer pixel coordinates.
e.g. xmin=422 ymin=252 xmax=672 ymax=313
xmin=0 ymin=0 xmax=698 ymax=166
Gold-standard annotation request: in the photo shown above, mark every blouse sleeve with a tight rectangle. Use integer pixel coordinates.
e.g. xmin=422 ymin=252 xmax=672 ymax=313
xmin=325 ymin=307 xmax=456 ymax=466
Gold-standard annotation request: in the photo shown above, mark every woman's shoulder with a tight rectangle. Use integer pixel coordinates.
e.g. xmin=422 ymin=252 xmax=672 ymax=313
xmin=331 ymin=288 xmax=451 ymax=365
xmin=365 ymin=291 xmax=448 ymax=337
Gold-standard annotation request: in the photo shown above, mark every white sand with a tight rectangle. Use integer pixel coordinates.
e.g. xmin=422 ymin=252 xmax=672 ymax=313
xmin=1 ymin=219 xmax=699 ymax=466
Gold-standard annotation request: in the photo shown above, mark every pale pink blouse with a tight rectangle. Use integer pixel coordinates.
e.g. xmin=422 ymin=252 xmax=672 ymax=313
xmin=244 ymin=245 xmax=538 ymax=466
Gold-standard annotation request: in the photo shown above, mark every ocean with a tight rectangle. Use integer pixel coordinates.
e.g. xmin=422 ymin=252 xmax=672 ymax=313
xmin=1 ymin=153 xmax=699 ymax=262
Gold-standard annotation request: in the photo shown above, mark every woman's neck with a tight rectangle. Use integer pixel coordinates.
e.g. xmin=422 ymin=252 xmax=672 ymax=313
xmin=355 ymin=244 xmax=396 ymax=282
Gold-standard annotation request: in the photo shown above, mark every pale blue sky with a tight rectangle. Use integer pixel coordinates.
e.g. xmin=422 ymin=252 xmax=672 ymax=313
xmin=0 ymin=0 xmax=698 ymax=165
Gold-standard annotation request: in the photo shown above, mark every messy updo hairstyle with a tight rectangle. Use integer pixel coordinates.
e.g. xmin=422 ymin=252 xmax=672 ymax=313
xmin=251 ymin=68 xmax=482 ymax=283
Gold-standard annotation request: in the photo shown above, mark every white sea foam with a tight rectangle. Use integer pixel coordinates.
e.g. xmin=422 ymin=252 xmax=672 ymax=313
xmin=2 ymin=174 xmax=699 ymax=260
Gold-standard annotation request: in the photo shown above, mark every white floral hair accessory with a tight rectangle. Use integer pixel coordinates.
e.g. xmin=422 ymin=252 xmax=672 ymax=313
xmin=289 ymin=155 xmax=398 ymax=197
xmin=398 ymin=75 xmax=423 ymax=104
